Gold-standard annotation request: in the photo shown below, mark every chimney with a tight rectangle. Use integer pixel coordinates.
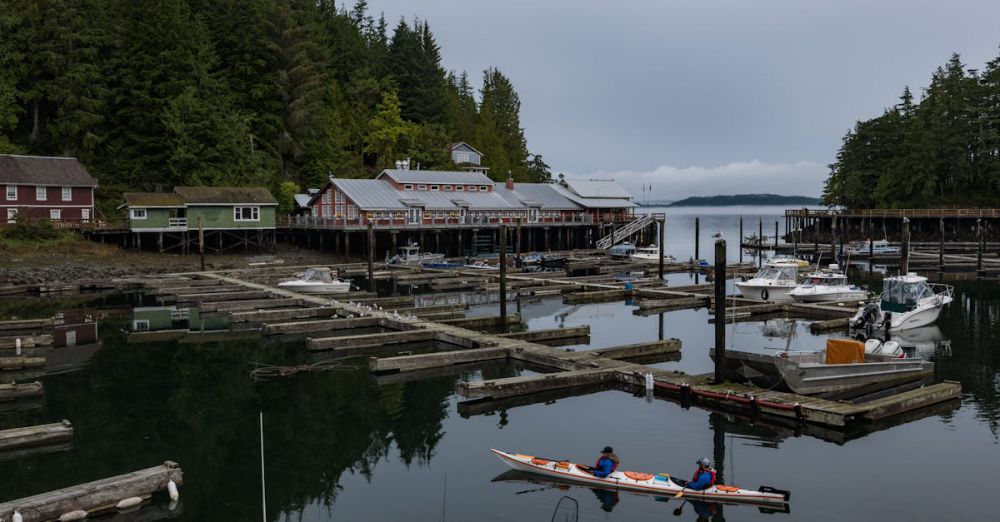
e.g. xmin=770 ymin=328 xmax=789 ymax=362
xmin=505 ymin=170 xmax=514 ymax=190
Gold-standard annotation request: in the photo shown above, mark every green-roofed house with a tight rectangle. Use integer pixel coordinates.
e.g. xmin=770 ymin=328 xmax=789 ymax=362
xmin=120 ymin=186 xmax=277 ymax=252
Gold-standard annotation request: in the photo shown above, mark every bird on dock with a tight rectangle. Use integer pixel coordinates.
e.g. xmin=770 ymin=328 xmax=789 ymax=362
xmin=711 ymin=231 xmax=724 ymax=239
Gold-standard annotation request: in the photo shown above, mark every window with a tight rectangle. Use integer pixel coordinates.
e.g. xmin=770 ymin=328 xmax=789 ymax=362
xmin=335 ymin=192 xmax=345 ymax=204
xmin=348 ymin=205 xmax=357 ymax=219
xmin=131 ymin=208 xmax=147 ymax=219
xmin=62 ymin=187 xmax=72 ymax=201
xmin=404 ymin=184 xmax=414 ymax=190
xmin=81 ymin=209 xmax=90 ymax=222
xmin=322 ymin=192 xmax=332 ymax=204
xmin=444 ymin=185 xmax=452 ymax=191
xmin=430 ymin=185 xmax=439 ymax=191
xmin=456 ymin=185 xmax=464 ymax=192
xmin=132 ymin=320 xmax=150 ymax=331
xmin=6 ymin=208 xmax=16 ymax=222
xmin=468 ymin=186 xmax=477 ymax=192
xmin=50 ymin=209 xmax=61 ymax=220
xmin=233 ymin=206 xmax=260 ymax=221
xmin=5 ymin=185 xmax=15 ymax=200
xmin=417 ymin=184 xmax=427 ymax=191
xmin=36 ymin=186 xmax=46 ymax=201
xmin=480 ymin=185 xmax=489 ymax=192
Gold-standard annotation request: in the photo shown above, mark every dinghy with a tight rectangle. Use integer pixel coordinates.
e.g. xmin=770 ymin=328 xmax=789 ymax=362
xmin=491 ymin=449 xmax=789 ymax=507
xmin=277 ymin=268 xmax=351 ymax=294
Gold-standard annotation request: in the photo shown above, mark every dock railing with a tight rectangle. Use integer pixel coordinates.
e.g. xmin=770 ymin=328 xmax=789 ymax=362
xmin=786 ymin=208 xmax=1000 ymax=219
xmin=279 ymin=213 xmax=598 ymax=230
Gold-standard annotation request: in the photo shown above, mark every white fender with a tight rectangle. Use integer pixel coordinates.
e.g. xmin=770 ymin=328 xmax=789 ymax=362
xmin=13 ymin=509 xmax=23 ymax=522
xmin=59 ymin=510 xmax=87 ymax=521
xmin=167 ymin=479 xmax=179 ymax=501
xmin=644 ymin=372 xmax=654 ymax=391
xmin=117 ymin=497 xmax=143 ymax=510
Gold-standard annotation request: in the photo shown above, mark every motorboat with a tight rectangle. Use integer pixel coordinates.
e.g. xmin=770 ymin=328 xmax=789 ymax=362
xmin=277 ymin=268 xmax=351 ymax=294
xmin=788 ymin=265 xmax=868 ymax=303
xmin=386 ymin=243 xmax=445 ymax=267
xmin=850 ymin=273 xmax=953 ymax=331
xmin=608 ymin=242 xmax=636 ymax=260
xmin=846 ymin=239 xmax=900 ymax=256
xmin=540 ymin=253 xmax=568 ymax=269
xmin=464 ymin=260 xmax=499 ymax=270
xmin=768 ymin=254 xmax=810 ymax=268
xmin=491 ymin=450 xmax=789 ymax=508
xmin=631 ymin=244 xmax=675 ymax=264
xmin=734 ymin=262 xmax=800 ymax=301
xmin=773 ymin=339 xmax=933 ymax=395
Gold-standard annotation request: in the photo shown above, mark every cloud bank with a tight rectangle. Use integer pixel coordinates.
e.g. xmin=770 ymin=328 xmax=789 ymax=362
xmin=565 ymin=161 xmax=828 ymax=201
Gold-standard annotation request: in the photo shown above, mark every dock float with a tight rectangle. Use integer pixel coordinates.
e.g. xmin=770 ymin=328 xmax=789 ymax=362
xmin=0 ymin=381 xmax=43 ymax=401
xmin=0 ymin=420 xmax=73 ymax=460
xmin=0 ymin=461 xmax=183 ymax=522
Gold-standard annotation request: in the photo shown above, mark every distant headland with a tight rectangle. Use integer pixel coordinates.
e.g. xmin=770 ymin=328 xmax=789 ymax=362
xmin=652 ymin=194 xmax=822 ymax=207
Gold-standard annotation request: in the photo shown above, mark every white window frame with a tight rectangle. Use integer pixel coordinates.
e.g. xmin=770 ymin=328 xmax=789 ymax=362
xmin=5 ymin=185 xmax=15 ymax=200
xmin=417 ymin=184 xmax=427 ymax=191
xmin=81 ymin=208 xmax=91 ymax=222
xmin=468 ymin=186 xmax=477 ymax=192
xmin=456 ymin=185 xmax=464 ymax=192
xmin=62 ymin=187 xmax=72 ymax=201
xmin=132 ymin=320 xmax=150 ymax=331
xmin=480 ymin=185 xmax=489 ymax=192
xmin=6 ymin=208 xmax=17 ymax=222
xmin=443 ymin=185 xmax=452 ymax=191
xmin=404 ymin=184 xmax=413 ymax=190
xmin=50 ymin=209 xmax=61 ymax=220
xmin=430 ymin=185 xmax=439 ymax=191
xmin=348 ymin=205 xmax=358 ymax=220
xmin=131 ymin=208 xmax=147 ymax=220
xmin=36 ymin=186 xmax=47 ymax=201
xmin=233 ymin=206 xmax=260 ymax=222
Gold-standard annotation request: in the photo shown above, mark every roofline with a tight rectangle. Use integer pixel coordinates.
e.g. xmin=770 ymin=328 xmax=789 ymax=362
xmin=0 ymin=154 xmax=79 ymax=160
xmin=183 ymin=202 xmax=278 ymax=206
xmin=449 ymin=141 xmax=484 ymax=156
xmin=0 ymin=182 xmax=97 ymax=187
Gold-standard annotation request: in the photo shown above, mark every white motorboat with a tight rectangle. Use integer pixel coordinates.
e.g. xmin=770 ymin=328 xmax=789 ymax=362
xmin=277 ymin=268 xmax=352 ymax=294
xmin=464 ymin=260 xmax=499 ymax=270
xmin=734 ymin=262 xmax=799 ymax=301
xmin=768 ymin=254 xmax=810 ymax=268
xmin=849 ymin=273 xmax=953 ymax=331
xmin=846 ymin=239 xmax=900 ymax=256
xmin=607 ymin=242 xmax=636 ymax=260
xmin=788 ymin=265 xmax=868 ymax=303
xmin=630 ymin=244 xmax=675 ymax=264
xmin=386 ymin=243 xmax=445 ymax=267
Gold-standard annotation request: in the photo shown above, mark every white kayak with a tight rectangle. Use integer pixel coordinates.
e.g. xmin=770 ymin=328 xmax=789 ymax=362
xmin=491 ymin=449 xmax=789 ymax=507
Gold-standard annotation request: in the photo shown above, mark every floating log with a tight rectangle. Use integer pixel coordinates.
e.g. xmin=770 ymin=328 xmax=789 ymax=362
xmin=0 ymin=318 xmax=54 ymax=331
xmin=0 ymin=381 xmax=43 ymax=401
xmin=637 ymin=296 xmax=710 ymax=311
xmin=229 ymin=306 xmax=340 ymax=322
xmin=590 ymin=339 xmax=682 ymax=359
xmin=263 ymin=316 xmax=381 ymax=335
xmin=307 ymin=329 xmax=437 ymax=351
xmin=809 ymin=317 xmax=850 ymax=333
xmin=0 ymin=334 xmax=53 ymax=349
xmin=200 ymin=298 xmax=302 ymax=312
xmin=440 ymin=314 xmax=523 ymax=330
xmin=0 ymin=461 xmax=183 ymax=522
xmin=563 ymin=289 xmax=632 ymax=304
xmin=457 ymin=367 xmax=619 ymax=400
xmin=499 ymin=326 xmax=590 ymax=342
xmin=370 ymin=347 xmax=510 ymax=374
xmin=0 ymin=420 xmax=73 ymax=452
xmin=0 ymin=356 xmax=46 ymax=371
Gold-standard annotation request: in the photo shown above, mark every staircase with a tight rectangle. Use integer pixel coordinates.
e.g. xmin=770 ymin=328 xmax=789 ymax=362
xmin=596 ymin=214 xmax=656 ymax=250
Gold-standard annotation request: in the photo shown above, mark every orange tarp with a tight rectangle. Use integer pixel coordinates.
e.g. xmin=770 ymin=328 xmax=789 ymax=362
xmin=825 ymin=339 xmax=865 ymax=364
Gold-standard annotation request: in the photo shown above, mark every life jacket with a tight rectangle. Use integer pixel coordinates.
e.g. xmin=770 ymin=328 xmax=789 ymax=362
xmin=595 ymin=454 xmax=620 ymax=473
xmin=692 ymin=467 xmax=716 ymax=487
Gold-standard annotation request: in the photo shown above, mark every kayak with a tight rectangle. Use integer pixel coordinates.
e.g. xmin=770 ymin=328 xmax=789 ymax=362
xmin=491 ymin=449 xmax=790 ymax=507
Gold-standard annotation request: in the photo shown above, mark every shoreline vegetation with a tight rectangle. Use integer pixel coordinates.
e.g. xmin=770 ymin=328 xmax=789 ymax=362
xmin=639 ymin=194 xmax=821 ymax=207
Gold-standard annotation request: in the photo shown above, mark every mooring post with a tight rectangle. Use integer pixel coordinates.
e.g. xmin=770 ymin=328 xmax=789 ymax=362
xmin=516 ymin=218 xmax=522 ymax=262
xmin=758 ymin=218 xmax=763 ymax=266
xmin=939 ymin=218 xmax=945 ymax=272
xmin=695 ymin=217 xmax=700 ymax=260
xmin=977 ymin=218 xmax=983 ymax=275
xmin=774 ymin=220 xmax=779 ymax=248
xmin=198 ymin=217 xmax=205 ymax=271
xmin=739 ymin=216 xmax=744 ymax=263
xmin=499 ymin=224 xmax=508 ymax=328
xmin=367 ymin=223 xmax=375 ymax=292
xmin=901 ymin=217 xmax=910 ymax=274
xmin=658 ymin=216 xmax=665 ymax=281
xmin=713 ymin=238 xmax=727 ymax=385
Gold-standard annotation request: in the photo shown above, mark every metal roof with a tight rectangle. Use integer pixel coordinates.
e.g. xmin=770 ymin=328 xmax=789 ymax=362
xmin=377 ymin=169 xmax=493 ymax=186
xmin=293 ymin=194 xmax=313 ymax=208
xmin=561 ymin=179 xmax=632 ymax=199
xmin=502 ymin=183 xmax=581 ymax=210
xmin=551 ymin=184 xmax=637 ymax=208
xmin=334 ymin=179 xmax=530 ymax=211
xmin=0 ymin=154 xmax=97 ymax=186
xmin=333 ymin=179 xmax=408 ymax=209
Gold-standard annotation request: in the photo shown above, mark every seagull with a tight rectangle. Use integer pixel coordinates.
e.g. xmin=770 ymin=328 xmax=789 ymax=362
xmin=711 ymin=231 xmax=724 ymax=239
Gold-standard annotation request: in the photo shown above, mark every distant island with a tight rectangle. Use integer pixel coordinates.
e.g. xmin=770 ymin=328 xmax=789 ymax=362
xmin=665 ymin=194 xmax=822 ymax=207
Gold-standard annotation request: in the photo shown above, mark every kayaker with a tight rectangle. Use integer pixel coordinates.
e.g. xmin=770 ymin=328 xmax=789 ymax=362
xmin=687 ymin=457 xmax=716 ymax=491
xmin=590 ymin=446 xmax=620 ymax=478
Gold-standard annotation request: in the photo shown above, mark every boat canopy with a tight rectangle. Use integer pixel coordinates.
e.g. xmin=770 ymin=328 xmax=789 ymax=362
xmin=609 ymin=243 xmax=636 ymax=256
xmin=753 ymin=264 xmax=797 ymax=282
xmin=301 ymin=268 xmax=335 ymax=283
xmin=803 ymin=272 xmax=848 ymax=286
xmin=881 ymin=275 xmax=933 ymax=313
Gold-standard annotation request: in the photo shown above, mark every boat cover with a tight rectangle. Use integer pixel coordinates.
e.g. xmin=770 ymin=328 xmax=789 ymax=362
xmin=825 ymin=339 xmax=865 ymax=364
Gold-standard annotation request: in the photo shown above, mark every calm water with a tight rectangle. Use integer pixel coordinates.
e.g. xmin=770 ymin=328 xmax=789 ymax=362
xmin=2 ymin=208 xmax=999 ymax=521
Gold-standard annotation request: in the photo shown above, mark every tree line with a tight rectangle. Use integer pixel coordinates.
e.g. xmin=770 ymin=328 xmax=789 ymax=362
xmin=0 ymin=0 xmax=551 ymax=213
xmin=823 ymin=50 xmax=1000 ymax=208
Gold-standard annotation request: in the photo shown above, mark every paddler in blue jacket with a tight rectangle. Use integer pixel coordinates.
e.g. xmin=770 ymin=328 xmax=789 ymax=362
xmin=590 ymin=446 xmax=620 ymax=478
xmin=687 ymin=457 xmax=716 ymax=490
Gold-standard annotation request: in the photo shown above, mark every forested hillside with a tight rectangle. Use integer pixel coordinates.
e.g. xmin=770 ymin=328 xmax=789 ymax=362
xmin=823 ymin=51 xmax=1000 ymax=209
xmin=0 ymin=0 xmax=550 ymax=213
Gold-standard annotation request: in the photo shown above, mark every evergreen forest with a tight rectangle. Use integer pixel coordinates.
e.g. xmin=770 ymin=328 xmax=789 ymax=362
xmin=0 ymin=0 xmax=551 ymax=214
xmin=823 ymin=51 xmax=1000 ymax=209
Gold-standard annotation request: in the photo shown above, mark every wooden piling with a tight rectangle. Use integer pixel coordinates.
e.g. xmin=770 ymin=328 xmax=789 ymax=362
xmin=714 ymin=239 xmax=726 ymax=385
xmin=367 ymin=223 xmax=375 ymax=292
xmin=739 ymin=216 xmax=743 ymax=263
xmin=939 ymin=218 xmax=945 ymax=271
xmin=198 ymin=216 xmax=205 ymax=271
xmin=901 ymin=217 xmax=910 ymax=274
xmin=658 ymin=216 xmax=665 ymax=280
xmin=500 ymin=224 xmax=508 ymax=328
xmin=977 ymin=218 xmax=984 ymax=274
xmin=694 ymin=217 xmax=700 ymax=260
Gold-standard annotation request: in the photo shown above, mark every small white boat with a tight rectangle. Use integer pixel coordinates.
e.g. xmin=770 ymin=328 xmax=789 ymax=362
xmin=850 ymin=273 xmax=953 ymax=331
xmin=847 ymin=239 xmax=900 ymax=256
xmin=734 ymin=262 xmax=799 ymax=301
xmin=788 ymin=265 xmax=868 ymax=303
xmin=768 ymin=254 xmax=810 ymax=268
xmin=631 ymin=244 xmax=675 ymax=264
xmin=277 ymin=268 xmax=351 ymax=294
xmin=386 ymin=243 xmax=445 ymax=267
xmin=608 ymin=242 xmax=636 ymax=260
xmin=464 ymin=260 xmax=499 ymax=270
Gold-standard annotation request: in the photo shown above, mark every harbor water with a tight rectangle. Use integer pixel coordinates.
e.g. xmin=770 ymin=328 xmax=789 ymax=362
xmin=1 ymin=207 xmax=998 ymax=521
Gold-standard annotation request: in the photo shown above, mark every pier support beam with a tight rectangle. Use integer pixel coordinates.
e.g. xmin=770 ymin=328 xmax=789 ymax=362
xmin=713 ymin=238 xmax=727 ymax=384
xmin=499 ymin=224 xmax=508 ymax=328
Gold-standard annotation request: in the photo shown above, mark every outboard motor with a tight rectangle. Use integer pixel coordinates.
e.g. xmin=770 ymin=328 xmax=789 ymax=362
xmin=864 ymin=339 xmax=883 ymax=354
xmin=850 ymin=303 xmax=880 ymax=329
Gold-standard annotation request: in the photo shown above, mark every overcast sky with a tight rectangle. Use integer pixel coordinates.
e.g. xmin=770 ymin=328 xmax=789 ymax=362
xmin=369 ymin=0 xmax=1000 ymax=199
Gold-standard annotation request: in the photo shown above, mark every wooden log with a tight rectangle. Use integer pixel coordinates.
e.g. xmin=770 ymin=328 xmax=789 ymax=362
xmin=563 ymin=289 xmax=631 ymax=304
xmin=638 ymin=296 xmax=710 ymax=311
xmin=0 ymin=461 xmax=183 ymax=522
xmin=809 ymin=317 xmax=850 ymax=333
xmin=307 ymin=329 xmax=437 ymax=351
xmin=0 ymin=356 xmax=46 ymax=371
xmin=141 ymin=278 xmax=223 ymax=288
xmin=590 ymin=339 xmax=682 ymax=359
xmin=230 ymin=306 xmax=340 ymax=322
xmin=263 ymin=316 xmax=381 ymax=335
xmin=200 ymin=298 xmax=302 ymax=312
xmin=370 ymin=346 xmax=510 ymax=373
xmin=147 ymin=285 xmax=246 ymax=296
xmin=0 ymin=334 xmax=52 ymax=349
xmin=440 ymin=314 xmax=523 ymax=330
xmin=169 ymin=290 xmax=272 ymax=303
xmin=499 ymin=326 xmax=590 ymax=342
xmin=0 ymin=420 xmax=73 ymax=451
xmin=408 ymin=311 xmax=465 ymax=321
xmin=457 ymin=367 xmax=618 ymax=400
xmin=0 ymin=381 xmax=43 ymax=401
xmin=395 ymin=304 xmax=468 ymax=316
xmin=0 ymin=318 xmax=54 ymax=331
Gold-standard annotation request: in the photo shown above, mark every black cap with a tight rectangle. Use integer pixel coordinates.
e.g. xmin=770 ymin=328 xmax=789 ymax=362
xmin=602 ymin=446 xmax=613 ymax=453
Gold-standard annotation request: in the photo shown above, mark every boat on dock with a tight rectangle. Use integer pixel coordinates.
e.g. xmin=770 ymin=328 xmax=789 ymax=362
xmin=386 ymin=243 xmax=445 ymax=267
xmin=849 ymin=273 xmax=953 ymax=331
xmin=491 ymin=449 xmax=790 ymax=507
xmin=773 ymin=339 xmax=933 ymax=395
xmin=788 ymin=265 xmax=868 ymax=303
xmin=464 ymin=260 xmax=499 ymax=270
xmin=631 ymin=244 xmax=675 ymax=264
xmin=540 ymin=253 xmax=568 ymax=269
xmin=734 ymin=262 xmax=799 ymax=301
xmin=768 ymin=254 xmax=810 ymax=268
xmin=276 ymin=268 xmax=351 ymax=294
xmin=608 ymin=242 xmax=637 ymax=260
xmin=846 ymin=239 xmax=900 ymax=256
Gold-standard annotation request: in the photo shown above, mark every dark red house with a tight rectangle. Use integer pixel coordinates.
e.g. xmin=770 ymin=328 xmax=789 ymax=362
xmin=0 ymin=154 xmax=98 ymax=223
